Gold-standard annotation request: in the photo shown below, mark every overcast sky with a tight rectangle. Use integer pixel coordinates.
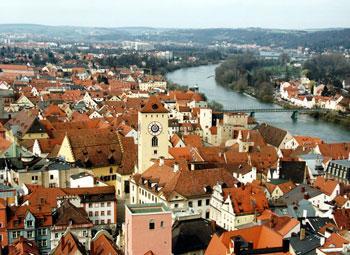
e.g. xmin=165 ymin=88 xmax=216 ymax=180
xmin=0 ymin=0 xmax=349 ymax=29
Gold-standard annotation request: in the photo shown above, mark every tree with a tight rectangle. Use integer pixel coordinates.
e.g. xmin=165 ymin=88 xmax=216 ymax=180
xmin=234 ymin=77 xmax=248 ymax=92
xmin=303 ymin=53 xmax=350 ymax=87
xmin=208 ymin=100 xmax=224 ymax=111
xmin=47 ymin=51 xmax=57 ymax=64
xmin=279 ymin=53 xmax=290 ymax=65
xmin=256 ymin=82 xmax=274 ymax=102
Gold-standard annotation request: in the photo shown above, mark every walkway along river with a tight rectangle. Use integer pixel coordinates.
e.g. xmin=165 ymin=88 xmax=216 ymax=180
xmin=166 ymin=64 xmax=350 ymax=142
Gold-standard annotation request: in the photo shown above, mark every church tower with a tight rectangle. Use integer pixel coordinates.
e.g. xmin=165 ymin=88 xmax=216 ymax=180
xmin=138 ymin=96 xmax=169 ymax=173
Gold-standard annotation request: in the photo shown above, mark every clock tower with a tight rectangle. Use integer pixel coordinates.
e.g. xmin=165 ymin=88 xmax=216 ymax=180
xmin=138 ymin=96 xmax=169 ymax=173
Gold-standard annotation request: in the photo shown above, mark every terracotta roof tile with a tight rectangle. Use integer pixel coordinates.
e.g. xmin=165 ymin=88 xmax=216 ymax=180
xmin=314 ymin=176 xmax=339 ymax=196
xmin=140 ymin=96 xmax=168 ymax=113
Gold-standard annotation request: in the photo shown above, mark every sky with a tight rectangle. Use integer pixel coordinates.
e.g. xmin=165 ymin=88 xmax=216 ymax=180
xmin=0 ymin=0 xmax=349 ymax=29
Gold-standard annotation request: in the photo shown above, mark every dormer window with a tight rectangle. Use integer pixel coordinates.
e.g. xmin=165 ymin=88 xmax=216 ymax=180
xmin=26 ymin=220 xmax=33 ymax=228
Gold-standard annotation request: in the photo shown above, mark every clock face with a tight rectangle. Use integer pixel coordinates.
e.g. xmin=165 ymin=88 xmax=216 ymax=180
xmin=148 ymin=121 xmax=162 ymax=136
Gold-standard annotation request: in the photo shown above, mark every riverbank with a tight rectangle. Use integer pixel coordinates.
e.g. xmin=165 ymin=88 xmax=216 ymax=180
xmin=166 ymin=64 xmax=350 ymax=141
xmin=160 ymin=59 xmax=222 ymax=75
xmin=272 ymin=98 xmax=350 ymax=130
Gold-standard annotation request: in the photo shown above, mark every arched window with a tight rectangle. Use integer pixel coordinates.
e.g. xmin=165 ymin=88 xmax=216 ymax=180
xmin=152 ymin=136 xmax=158 ymax=147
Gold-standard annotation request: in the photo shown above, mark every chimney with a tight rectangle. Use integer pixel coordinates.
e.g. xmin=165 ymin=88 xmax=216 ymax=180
xmin=173 ymin=162 xmax=179 ymax=173
xmin=233 ymin=239 xmax=242 ymax=255
xmin=210 ymin=220 xmax=216 ymax=234
xmin=302 ymin=209 xmax=307 ymax=218
xmin=320 ymin=237 xmax=325 ymax=246
xmin=282 ymin=239 xmax=290 ymax=252
xmin=190 ymin=163 xmax=195 ymax=171
xmin=61 ymin=235 xmax=65 ymax=250
xmin=300 ymin=228 xmax=306 ymax=240
xmin=159 ymin=157 xmax=164 ymax=166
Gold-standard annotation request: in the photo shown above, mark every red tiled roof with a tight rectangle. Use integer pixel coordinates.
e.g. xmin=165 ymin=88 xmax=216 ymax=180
xmin=140 ymin=96 xmax=168 ymax=113
xmin=223 ymin=183 xmax=269 ymax=215
xmin=314 ymin=176 xmax=339 ymax=196
xmin=8 ymin=237 xmax=40 ymax=255
xmin=206 ymin=225 xmax=289 ymax=255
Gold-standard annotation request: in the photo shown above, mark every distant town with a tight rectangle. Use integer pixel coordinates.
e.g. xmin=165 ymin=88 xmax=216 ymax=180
xmin=0 ymin=24 xmax=349 ymax=255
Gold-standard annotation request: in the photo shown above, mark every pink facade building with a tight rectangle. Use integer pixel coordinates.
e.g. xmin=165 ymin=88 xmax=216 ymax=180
xmin=125 ymin=203 xmax=172 ymax=255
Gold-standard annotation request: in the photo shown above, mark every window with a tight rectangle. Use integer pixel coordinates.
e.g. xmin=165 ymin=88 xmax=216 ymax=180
xmin=101 ymin=211 xmax=105 ymax=216
xmin=42 ymin=240 xmax=47 ymax=247
xmin=50 ymin=175 xmax=54 ymax=180
xmin=198 ymin=200 xmax=202 ymax=207
xmin=95 ymin=211 xmax=99 ymax=216
xmin=160 ymin=221 xmax=164 ymax=228
xmin=206 ymin=211 xmax=210 ymax=219
xmin=107 ymin=202 xmax=111 ymax=207
xmin=26 ymin=220 xmax=33 ymax=228
xmin=174 ymin=203 xmax=179 ymax=208
xmin=152 ymin=136 xmax=158 ymax=147
xmin=101 ymin=220 xmax=105 ymax=224
xmin=89 ymin=211 xmax=93 ymax=217
xmin=83 ymin=230 xmax=88 ymax=237
xmin=107 ymin=210 xmax=111 ymax=216
xmin=109 ymin=168 xmax=113 ymax=174
xmin=89 ymin=203 xmax=92 ymax=208
xmin=206 ymin=199 xmax=210 ymax=206
xmin=149 ymin=220 xmax=155 ymax=230
xmin=95 ymin=220 xmax=99 ymax=225
xmin=188 ymin=201 xmax=193 ymax=207
xmin=55 ymin=233 xmax=59 ymax=238
xmin=101 ymin=202 xmax=105 ymax=207
xmin=154 ymin=150 xmax=157 ymax=155
xmin=38 ymin=229 xmax=47 ymax=236
xmin=107 ymin=219 xmax=111 ymax=224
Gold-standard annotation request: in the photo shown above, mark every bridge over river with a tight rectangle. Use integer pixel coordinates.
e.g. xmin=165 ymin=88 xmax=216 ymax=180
xmin=223 ymin=108 xmax=329 ymax=119
xmin=166 ymin=64 xmax=350 ymax=141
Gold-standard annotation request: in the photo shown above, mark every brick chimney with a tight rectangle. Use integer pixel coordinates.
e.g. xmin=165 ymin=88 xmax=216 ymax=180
xmin=173 ymin=162 xmax=179 ymax=173
xmin=159 ymin=156 xmax=164 ymax=166
xmin=300 ymin=228 xmax=306 ymax=240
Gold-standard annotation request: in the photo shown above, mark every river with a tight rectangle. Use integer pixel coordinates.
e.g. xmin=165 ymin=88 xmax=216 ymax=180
xmin=166 ymin=64 xmax=350 ymax=142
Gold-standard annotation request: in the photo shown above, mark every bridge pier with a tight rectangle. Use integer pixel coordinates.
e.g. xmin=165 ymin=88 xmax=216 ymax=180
xmin=291 ymin=111 xmax=299 ymax=120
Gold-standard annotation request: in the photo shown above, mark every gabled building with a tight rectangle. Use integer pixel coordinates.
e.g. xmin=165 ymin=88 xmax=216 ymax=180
xmin=6 ymin=204 xmax=52 ymax=254
xmin=210 ymin=183 xmax=269 ymax=231
xmin=257 ymin=123 xmax=294 ymax=150
xmin=313 ymin=176 xmax=340 ymax=201
xmin=50 ymin=200 xmax=93 ymax=251
xmin=131 ymin=159 xmax=236 ymax=219
xmin=4 ymin=110 xmax=48 ymax=140
xmin=50 ymin=230 xmax=88 ymax=255
xmin=57 ymin=128 xmax=136 ymax=197
xmin=8 ymin=236 xmax=40 ymax=255
xmin=205 ymin=225 xmax=290 ymax=255
xmin=91 ymin=230 xmax=122 ymax=255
